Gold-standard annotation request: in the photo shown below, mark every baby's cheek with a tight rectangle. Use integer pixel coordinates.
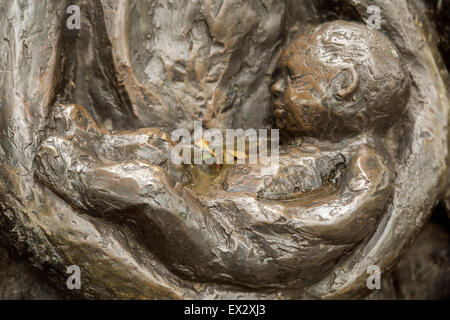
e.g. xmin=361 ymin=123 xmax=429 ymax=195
xmin=284 ymin=86 xmax=306 ymax=118
xmin=283 ymin=89 xmax=324 ymax=133
xmin=284 ymin=84 xmax=303 ymax=105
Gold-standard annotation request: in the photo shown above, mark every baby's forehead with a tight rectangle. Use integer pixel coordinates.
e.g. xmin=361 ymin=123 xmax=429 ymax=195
xmin=291 ymin=30 xmax=369 ymax=59
xmin=281 ymin=37 xmax=311 ymax=63
xmin=280 ymin=27 xmax=390 ymax=81
xmin=280 ymin=40 xmax=334 ymax=77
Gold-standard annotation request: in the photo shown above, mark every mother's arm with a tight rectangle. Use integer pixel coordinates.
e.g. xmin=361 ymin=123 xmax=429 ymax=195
xmin=34 ymin=106 xmax=391 ymax=287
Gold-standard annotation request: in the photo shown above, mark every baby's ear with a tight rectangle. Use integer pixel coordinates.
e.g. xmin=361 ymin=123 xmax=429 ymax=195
xmin=330 ymin=66 xmax=359 ymax=100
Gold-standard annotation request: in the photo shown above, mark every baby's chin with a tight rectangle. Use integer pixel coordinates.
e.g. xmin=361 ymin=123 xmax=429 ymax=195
xmin=274 ymin=117 xmax=287 ymax=131
xmin=272 ymin=109 xmax=298 ymax=132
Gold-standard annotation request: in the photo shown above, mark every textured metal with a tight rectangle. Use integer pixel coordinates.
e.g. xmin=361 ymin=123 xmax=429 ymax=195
xmin=0 ymin=0 xmax=448 ymax=299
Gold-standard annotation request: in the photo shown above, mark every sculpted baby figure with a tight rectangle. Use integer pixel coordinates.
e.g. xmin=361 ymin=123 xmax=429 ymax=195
xmin=227 ymin=20 xmax=410 ymax=201
xmin=34 ymin=21 xmax=411 ymax=288
xmin=194 ymin=20 xmax=411 ymax=286
xmin=272 ymin=21 xmax=409 ymax=140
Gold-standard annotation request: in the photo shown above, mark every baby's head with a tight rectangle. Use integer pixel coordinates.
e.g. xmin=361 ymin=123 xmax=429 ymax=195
xmin=272 ymin=21 xmax=410 ymax=141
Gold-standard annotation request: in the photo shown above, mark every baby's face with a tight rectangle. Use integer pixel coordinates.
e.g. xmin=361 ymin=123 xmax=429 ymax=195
xmin=272 ymin=22 xmax=409 ymax=142
xmin=271 ymin=39 xmax=346 ymax=139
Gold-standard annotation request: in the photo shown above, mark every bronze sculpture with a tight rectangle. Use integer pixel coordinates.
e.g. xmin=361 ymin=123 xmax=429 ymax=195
xmin=0 ymin=0 xmax=448 ymax=299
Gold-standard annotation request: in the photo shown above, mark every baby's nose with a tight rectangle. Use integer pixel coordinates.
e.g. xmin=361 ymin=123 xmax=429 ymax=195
xmin=271 ymin=78 xmax=285 ymax=97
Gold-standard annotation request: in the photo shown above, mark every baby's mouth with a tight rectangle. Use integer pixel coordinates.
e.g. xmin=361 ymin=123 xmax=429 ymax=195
xmin=273 ymin=101 xmax=287 ymax=118
xmin=273 ymin=101 xmax=288 ymax=129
